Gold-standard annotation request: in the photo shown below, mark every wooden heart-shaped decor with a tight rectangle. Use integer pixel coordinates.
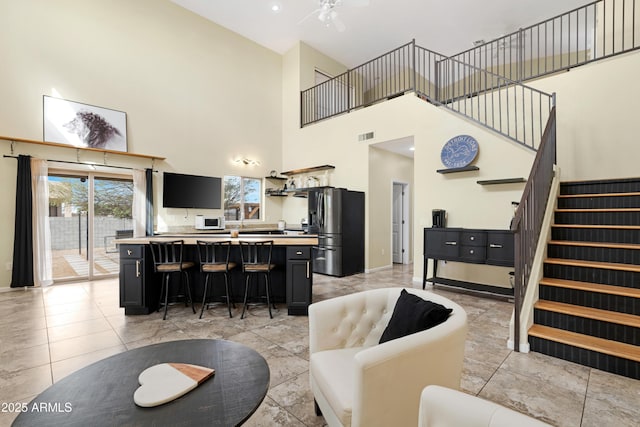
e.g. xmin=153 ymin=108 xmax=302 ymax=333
xmin=133 ymin=363 xmax=215 ymax=407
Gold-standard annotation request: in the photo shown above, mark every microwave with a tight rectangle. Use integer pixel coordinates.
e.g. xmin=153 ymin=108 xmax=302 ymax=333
xmin=195 ymin=215 xmax=225 ymax=230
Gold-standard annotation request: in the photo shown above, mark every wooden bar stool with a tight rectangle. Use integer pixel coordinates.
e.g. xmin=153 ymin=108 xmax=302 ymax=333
xmin=196 ymin=240 xmax=237 ymax=318
xmin=150 ymin=240 xmax=196 ymax=320
xmin=239 ymin=240 xmax=277 ymax=319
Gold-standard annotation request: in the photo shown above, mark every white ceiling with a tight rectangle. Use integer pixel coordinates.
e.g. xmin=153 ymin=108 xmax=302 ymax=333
xmin=171 ymin=0 xmax=589 ymax=68
xmin=371 ymin=137 xmax=415 ymax=159
xmin=170 ymin=0 xmax=588 ymax=158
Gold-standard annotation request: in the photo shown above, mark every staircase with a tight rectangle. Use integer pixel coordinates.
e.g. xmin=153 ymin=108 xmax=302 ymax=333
xmin=529 ymin=178 xmax=640 ymax=379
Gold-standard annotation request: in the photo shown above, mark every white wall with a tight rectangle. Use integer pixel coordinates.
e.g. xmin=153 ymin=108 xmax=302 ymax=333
xmin=284 ymin=43 xmax=640 ymax=285
xmin=368 ymin=146 xmax=414 ymax=270
xmin=0 ymin=0 xmax=283 ymax=287
xmin=1 ymin=1 xmax=638 ymax=288
xmin=282 ymin=82 xmax=535 ymax=279
xmin=528 ymin=52 xmax=640 ymax=182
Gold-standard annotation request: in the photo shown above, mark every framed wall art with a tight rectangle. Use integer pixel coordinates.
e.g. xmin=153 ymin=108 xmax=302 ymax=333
xmin=43 ymin=95 xmax=127 ymax=152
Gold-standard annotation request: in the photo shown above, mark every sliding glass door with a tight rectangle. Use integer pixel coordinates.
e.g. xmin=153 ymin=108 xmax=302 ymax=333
xmin=93 ymin=177 xmax=134 ymax=278
xmin=48 ymin=172 xmax=133 ymax=282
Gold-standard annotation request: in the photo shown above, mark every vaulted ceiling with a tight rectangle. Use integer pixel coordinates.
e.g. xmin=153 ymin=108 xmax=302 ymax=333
xmin=171 ymin=0 xmax=590 ymax=68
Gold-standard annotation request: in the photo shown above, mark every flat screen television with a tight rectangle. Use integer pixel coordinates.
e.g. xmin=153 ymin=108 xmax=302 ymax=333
xmin=162 ymin=172 xmax=222 ymax=209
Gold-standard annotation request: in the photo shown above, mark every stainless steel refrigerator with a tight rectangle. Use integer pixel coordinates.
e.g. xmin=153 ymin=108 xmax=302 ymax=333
xmin=308 ymin=188 xmax=365 ymax=277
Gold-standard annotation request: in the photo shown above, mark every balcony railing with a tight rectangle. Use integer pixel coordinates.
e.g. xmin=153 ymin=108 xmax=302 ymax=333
xmin=301 ymin=0 xmax=638 ymax=150
xmin=301 ymin=41 xmax=553 ymax=151
xmin=301 ymin=41 xmax=418 ymax=125
xmin=449 ymin=0 xmax=640 ymax=83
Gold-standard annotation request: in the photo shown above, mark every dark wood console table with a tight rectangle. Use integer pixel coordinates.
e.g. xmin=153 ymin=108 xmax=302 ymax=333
xmin=423 ymin=227 xmax=514 ymax=296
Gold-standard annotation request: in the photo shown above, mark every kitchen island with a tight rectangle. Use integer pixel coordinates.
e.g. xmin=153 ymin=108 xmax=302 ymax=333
xmin=116 ymin=233 xmax=317 ymax=316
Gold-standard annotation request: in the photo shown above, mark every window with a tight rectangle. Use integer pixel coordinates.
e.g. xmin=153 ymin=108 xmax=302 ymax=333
xmin=224 ymin=176 xmax=262 ymax=221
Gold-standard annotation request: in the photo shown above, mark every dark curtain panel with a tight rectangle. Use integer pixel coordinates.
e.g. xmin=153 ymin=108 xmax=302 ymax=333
xmin=145 ymin=168 xmax=154 ymax=236
xmin=11 ymin=155 xmax=34 ymax=287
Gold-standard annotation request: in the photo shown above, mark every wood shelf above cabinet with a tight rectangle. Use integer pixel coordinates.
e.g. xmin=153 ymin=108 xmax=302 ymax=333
xmin=281 ymin=165 xmax=335 ymax=176
xmin=1 ymin=134 xmax=165 ymax=161
xmin=437 ymin=165 xmax=479 ymax=174
xmin=477 ymin=178 xmax=526 ymax=185
xmin=265 ymin=176 xmax=287 ymax=181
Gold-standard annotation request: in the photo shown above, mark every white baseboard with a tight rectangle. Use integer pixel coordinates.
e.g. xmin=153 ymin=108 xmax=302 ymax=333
xmin=507 ymin=339 xmax=530 ymax=353
xmin=0 ymin=286 xmax=39 ymax=293
xmin=365 ymin=265 xmax=392 ymax=273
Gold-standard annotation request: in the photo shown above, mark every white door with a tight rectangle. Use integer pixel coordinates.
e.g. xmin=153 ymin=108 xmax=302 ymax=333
xmin=392 ymin=183 xmax=404 ymax=263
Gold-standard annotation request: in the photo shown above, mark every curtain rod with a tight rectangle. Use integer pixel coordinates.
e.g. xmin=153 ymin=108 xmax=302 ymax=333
xmin=3 ymin=155 xmax=158 ymax=172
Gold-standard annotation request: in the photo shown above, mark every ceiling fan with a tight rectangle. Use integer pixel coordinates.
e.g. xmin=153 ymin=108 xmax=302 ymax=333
xmin=299 ymin=0 xmax=370 ymax=32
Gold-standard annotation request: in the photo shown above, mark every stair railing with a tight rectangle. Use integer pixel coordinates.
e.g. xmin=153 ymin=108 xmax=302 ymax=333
xmin=301 ymin=40 xmax=555 ymax=150
xmin=301 ymin=0 xmax=638 ymax=137
xmin=511 ymin=105 xmax=557 ymax=352
xmin=427 ymin=53 xmax=554 ymax=151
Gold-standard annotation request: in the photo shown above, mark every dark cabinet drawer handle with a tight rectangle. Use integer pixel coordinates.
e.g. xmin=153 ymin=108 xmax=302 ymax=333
xmin=445 ymin=241 xmax=457 ymax=246
xmin=296 ymin=251 xmax=303 ymax=255
xmin=489 ymin=244 xmax=503 ymax=248
xmin=127 ymin=249 xmax=133 ymax=256
xmin=469 ymin=236 xmax=475 ymax=241
xmin=469 ymin=249 xmax=474 ymax=254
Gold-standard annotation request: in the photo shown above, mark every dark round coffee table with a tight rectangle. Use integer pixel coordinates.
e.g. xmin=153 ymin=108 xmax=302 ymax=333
xmin=13 ymin=339 xmax=270 ymax=426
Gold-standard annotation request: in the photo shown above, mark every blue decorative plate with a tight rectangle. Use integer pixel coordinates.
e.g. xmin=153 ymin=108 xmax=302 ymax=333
xmin=440 ymin=135 xmax=479 ymax=168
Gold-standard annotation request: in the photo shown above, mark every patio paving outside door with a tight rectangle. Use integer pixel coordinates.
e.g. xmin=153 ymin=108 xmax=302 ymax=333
xmin=48 ymin=173 xmax=133 ymax=282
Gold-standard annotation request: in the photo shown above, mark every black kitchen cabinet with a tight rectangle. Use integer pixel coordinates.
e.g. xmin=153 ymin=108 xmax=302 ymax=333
xmin=119 ymin=244 xmax=156 ymax=314
xmin=423 ymin=227 xmax=514 ymax=296
xmin=286 ymin=246 xmax=313 ymax=315
xmin=119 ymin=240 xmax=315 ymax=316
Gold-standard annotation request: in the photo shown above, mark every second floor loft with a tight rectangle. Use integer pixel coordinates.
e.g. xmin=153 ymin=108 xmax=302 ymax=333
xmin=301 ymin=0 xmax=640 ymax=150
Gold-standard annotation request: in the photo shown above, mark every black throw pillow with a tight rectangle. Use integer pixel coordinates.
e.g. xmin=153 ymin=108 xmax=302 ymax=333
xmin=379 ymin=289 xmax=453 ymax=344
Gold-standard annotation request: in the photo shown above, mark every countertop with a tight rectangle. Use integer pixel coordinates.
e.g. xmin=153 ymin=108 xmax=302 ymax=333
xmin=116 ymin=234 xmax=318 ymax=246
xmin=154 ymin=226 xmax=306 ymax=235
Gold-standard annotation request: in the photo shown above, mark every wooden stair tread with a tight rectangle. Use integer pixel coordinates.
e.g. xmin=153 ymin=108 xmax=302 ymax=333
xmin=529 ymin=324 xmax=640 ymax=362
xmin=555 ymin=208 xmax=640 ymax=212
xmin=552 ymin=224 xmax=640 ymax=230
xmin=548 ymin=240 xmax=640 ymax=250
xmin=535 ymin=300 xmax=640 ymax=327
xmin=545 ymin=257 xmax=640 ymax=272
xmin=540 ymin=277 xmax=640 ymax=298
xmin=558 ymin=192 xmax=640 ymax=199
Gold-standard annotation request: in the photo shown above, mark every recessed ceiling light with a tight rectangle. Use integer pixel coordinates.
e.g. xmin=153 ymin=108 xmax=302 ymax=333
xmin=409 ymin=146 xmax=415 ymax=151
xmin=270 ymin=3 xmax=282 ymax=13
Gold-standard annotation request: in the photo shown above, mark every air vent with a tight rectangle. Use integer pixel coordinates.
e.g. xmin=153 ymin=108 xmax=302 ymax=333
xmin=358 ymin=132 xmax=375 ymax=142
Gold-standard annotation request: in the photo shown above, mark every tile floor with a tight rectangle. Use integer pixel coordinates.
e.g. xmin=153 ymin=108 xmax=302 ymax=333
xmin=1 ymin=265 xmax=639 ymax=426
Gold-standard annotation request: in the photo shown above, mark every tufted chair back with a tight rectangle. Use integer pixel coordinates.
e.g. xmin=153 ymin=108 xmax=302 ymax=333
xmin=309 ymin=287 xmax=468 ymax=427
xmin=312 ymin=289 xmax=397 ymax=352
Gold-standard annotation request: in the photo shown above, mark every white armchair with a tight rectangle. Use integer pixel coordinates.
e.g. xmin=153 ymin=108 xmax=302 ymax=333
xmin=418 ymin=385 xmax=553 ymax=427
xmin=309 ymin=287 xmax=468 ymax=427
